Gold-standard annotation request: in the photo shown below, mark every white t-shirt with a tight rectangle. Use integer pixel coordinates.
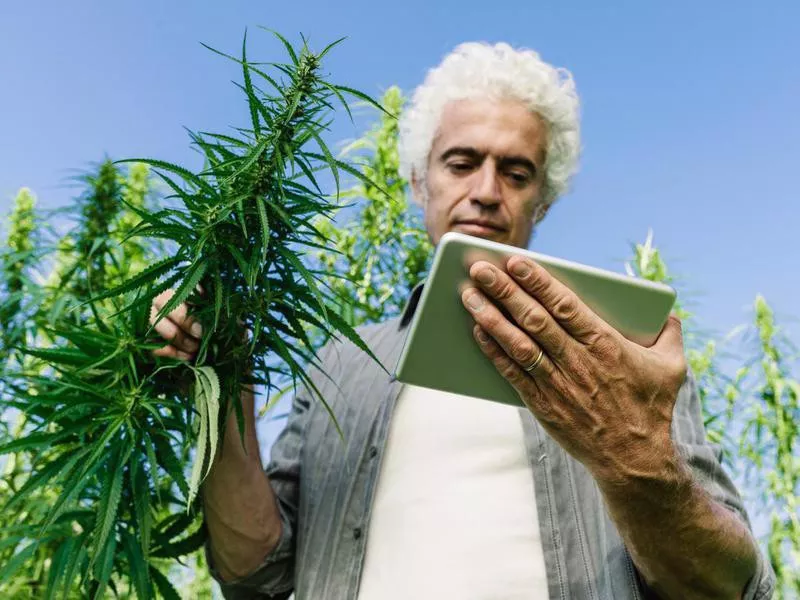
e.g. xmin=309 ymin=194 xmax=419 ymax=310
xmin=358 ymin=385 xmax=548 ymax=599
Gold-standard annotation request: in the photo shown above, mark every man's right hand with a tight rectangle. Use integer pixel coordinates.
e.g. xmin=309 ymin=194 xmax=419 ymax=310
xmin=150 ymin=290 xmax=202 ymax=362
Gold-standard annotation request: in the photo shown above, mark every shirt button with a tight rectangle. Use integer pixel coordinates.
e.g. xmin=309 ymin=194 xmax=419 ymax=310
xmin=353 ymin=527 xmax=363 ymax=540
xmin=368 ymin=446 xmax=378 ymax=459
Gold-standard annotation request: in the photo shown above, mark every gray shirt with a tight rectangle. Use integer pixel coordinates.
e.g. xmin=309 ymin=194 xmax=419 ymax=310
xmin=211 ymin=286 xmax=775 ymax=599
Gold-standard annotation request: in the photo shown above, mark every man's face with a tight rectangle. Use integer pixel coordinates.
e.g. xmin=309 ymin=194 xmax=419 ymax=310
xmin=413 ymin=97 xmax=548 ymax=249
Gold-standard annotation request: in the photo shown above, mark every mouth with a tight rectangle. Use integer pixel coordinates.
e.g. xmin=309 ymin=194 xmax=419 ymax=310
xmin=451 ymin=220 xmax=508 ymax=237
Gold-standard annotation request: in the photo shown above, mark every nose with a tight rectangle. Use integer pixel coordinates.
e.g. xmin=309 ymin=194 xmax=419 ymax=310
xmin=470 ymin=161 xmax=502 ymax=209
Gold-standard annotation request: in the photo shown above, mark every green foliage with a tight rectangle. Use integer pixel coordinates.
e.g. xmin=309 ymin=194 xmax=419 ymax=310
xmin=627 ymin=232 xmax=799 ymax=597
xmin=0 ymin=162 xmax=209 ymax=598
xmin=0 ymin=30 xmax=387 ymax=598
xmin=738 ymin=296 xmax=800 ymax=597
xmin=261 ymin=87 xmax=433 ymax=416
xmin=313 ymin=86 xmax=432 ymax=329
xmin=0 ymin=188 xmax=42 ymax=370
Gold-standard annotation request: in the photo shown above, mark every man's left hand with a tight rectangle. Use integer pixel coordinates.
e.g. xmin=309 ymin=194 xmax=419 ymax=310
xmin=461 ymin=255 xmax=688 ymax=486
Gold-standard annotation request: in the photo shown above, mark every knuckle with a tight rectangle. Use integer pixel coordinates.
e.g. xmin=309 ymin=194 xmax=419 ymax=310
xmin=509 ymin=338 xmax=536 ymax=364
xmin=494 ymin=280 xmax=515 ymax=301
xmin=525 ymin=269 xmax=550 ymax=295
xmin=551 ymin=294 xmax=579 ymax=322
xmin=520 ymin=305 xmax=548 ymax=335
xmin=587 ymin=330 xmax=621 ymax=361
xmin=668 ymin=355 xmax=688 ymax=387
xmin=498 ymin=357 xmax=520 ymax=381
xmin=480 ymin=311 xmax=502 ymax=332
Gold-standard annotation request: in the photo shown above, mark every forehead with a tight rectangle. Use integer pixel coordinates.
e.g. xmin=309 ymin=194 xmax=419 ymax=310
xmin=431 ymin=97 xmax=547 ymax=163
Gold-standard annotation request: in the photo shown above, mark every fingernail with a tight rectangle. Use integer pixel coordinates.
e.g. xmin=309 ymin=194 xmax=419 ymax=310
xmin=511 ymin=260 xmax=530 ymax=278
xmin=476 ymin=328 xmax=489 ymax=343
xmin=190 ymin=322 xmax=203 ymax=338
xmin=465 ymin=292 xmax=485 ymax=312
xmin=475 ymin=268 xmax=496 ymax=286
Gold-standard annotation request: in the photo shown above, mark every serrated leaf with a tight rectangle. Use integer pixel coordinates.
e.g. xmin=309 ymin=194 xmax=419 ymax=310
xmin=60 ymin=537 xmax=87 ymax=599
xmin=242 ymin=29 xmax=260 ymax=138
xmin=5 ymin=447 xmax=89 ymax=511
xmin=45 ymin=537 xmax=75 ymax=600
xmin=256 ymin=196 xmax=270 ymax=262
xmin=153 ymin=260 xmax=208 ymax=326
xmin=324 ymin=307 xmax=387 ymax=375
xmin=0 ymin=431 xmax=59 ymax=455
xmin=87 ymin=255 xmax=179 ymax=302
xmin=150 ymin=565 xmax=181 ymax=600
xmin=43 ymin=421 xmax=123 ymax=532
xmin=91 ymin=532 xmax=117 ymax=600
xmin=0 ymin=541 xmax=39 ymax=583
xmin=186 ymin=365 xmax=220 ymax=510
xmin=150 ymin=521 xmax=206 ymax=559
xmin=130 ymin=456 xmax=152 ymax=555
xmin=153 ymin=433 xmax=188 ymax=498
xmin=19 ymin=346 xmax=90 ymax=368
xmin=279 ymin=246 xmax=327 ymax=323
xmin=122 ymin=529 xmax=151 ymax=600
xmin=116 ymin=158 xmax=216 ymax=196
xmin=226 ymin=135 xmax=271 ymax=183
xmin=264 ymin=28 xmax=299 ymax=65
xmin=89 ymin=443 xmax=129 ymax=573
xmin=196 ymin=366 xmax=221 ymax=480
xmin=212 ymin=269 xmax=223 ymax=332
xmin=187 ymin=372 xmax=209 ymax=509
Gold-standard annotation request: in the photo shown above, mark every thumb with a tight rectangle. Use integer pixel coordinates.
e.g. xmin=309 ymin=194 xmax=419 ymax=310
xmin=652 ymin=313 xmax=684 ymax=355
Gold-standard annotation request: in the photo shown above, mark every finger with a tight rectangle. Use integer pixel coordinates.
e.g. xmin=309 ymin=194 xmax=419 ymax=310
xmin=152 ymin=290 xmax=203 ymax=339
xmin=151 ymin=312 xmax=200 ymax=354
xmin=472 ymin=324 xmax=544 ymax=398
xmin=468 ymin=261 xmax=571 ymax=361
xmin=463 ymin=286 xmax=557 ymax=379
xmin=186 ymin=283 xmax=206 ymax=307
xmin=152 ymin=345 xmax=195 ymax=362
xmin=505 ymin=256 xmax=614 ymax=345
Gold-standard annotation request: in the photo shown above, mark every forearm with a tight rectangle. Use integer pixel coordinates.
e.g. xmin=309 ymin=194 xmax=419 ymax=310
xmin=598 ymin=453 xmax=757 ymax=600
xmin=203 ymin=388 xmax=283 ymax=581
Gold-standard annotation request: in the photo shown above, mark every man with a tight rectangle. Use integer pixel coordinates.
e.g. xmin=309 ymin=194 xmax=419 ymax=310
xmin=153 ymin=42 xmax=775 ymax=599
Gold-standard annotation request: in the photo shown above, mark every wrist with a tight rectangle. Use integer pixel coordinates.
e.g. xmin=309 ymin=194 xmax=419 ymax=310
xmin=593 ymin=435 xmax=693 ymax=501
xmin=216 ymin=385 xmax=261 ymax=465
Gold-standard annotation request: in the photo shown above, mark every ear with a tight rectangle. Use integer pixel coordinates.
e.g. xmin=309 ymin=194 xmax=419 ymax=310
xmin=410 ymin=169 xmax=426 ymax=207
xmin=532 ymin=202 xmax=550 ymax=224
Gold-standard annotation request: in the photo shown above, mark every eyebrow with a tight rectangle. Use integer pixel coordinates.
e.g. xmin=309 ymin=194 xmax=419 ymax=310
xmin=439 ymin=146 xmax=538 ymax=175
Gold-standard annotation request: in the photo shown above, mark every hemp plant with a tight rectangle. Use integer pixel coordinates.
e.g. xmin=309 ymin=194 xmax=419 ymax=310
xmin=0 ymin=30 xmax=384 ymax=598
xmin=313 ymin=86 xmax=432 ymax=332
xmin=0 ymin=188 xmax=42 ymax=373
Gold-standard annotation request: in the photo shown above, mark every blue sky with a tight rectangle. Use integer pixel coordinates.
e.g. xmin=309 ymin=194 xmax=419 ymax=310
xmin=2 ymin=1 xmax=797 ymax=341
xmin=1 ymin=0 xmax=797 ymax=549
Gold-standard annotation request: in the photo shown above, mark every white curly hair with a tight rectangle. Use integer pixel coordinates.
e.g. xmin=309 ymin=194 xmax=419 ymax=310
xmin=399 ymin=42 xmax=581 ymax=209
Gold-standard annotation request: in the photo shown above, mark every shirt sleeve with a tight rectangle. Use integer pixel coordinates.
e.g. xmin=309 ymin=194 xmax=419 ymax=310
xmin=640 ymin=368 xmax=776 ymax=600
xmin=205 ymin=341 xmax=338 ymax=599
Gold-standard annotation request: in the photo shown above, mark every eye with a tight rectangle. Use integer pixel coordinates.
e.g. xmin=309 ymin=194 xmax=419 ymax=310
xmin=507 ymin=171 xmax=531 ymax=186
xmin=447 ymin=162 xmax=473 ymax=173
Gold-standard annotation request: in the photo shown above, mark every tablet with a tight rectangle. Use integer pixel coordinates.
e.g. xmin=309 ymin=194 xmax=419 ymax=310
xmin=393 ymin=231 xmax=677 ymax=407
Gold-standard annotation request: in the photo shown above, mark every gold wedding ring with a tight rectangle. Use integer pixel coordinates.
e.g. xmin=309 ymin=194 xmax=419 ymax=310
xmin=523 ymin=348 xmax=545 ymax=373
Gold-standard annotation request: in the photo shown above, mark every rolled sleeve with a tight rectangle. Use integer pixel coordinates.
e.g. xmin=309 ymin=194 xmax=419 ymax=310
xmin=205 ymin=499 xmax=296 ymax=599
xmin=205 ymin=341 xmax=339 ymax=599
